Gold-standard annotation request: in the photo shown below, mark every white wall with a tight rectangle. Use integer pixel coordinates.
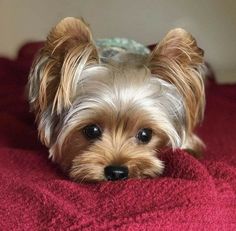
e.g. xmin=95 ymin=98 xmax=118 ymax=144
xmin=0 ymin=0 xmax=236 ymax=83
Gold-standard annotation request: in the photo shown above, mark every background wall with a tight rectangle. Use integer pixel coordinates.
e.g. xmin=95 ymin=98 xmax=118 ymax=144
xmin=0 ymin=0 xmax=235 ymax=83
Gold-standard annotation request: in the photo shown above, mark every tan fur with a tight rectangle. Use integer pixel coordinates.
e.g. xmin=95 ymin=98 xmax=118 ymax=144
xmin=29 ymin=17 xmax=99 ymax=114
xmin=69 ymin=123 xmax=165 ymax=182
xmin=28 ymin=17 xmax=206 ymax=182
xmin=148 ymin=28 xmax=205 ymax=133
xmin=51 ymin=104 xmax=168 ymax=182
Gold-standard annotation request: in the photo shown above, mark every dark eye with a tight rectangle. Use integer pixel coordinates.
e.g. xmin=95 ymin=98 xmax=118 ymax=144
xmin=83 ymin=124 xmax=102 ymax=140
xmin=136 ymin=128 xmax=152 ymax=144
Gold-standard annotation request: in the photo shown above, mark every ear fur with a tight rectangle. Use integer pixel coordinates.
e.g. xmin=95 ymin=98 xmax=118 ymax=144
xmin=28 ymin=17 xmax=99 ymax=114
xmin=148 ymin=28 xmax=205 ymax=133
xmin=28 ymin=17 xmax=99 ymax=146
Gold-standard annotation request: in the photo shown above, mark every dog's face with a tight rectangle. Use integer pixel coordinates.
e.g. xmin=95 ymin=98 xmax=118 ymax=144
xmin=50 ymin=67 xmax=186 ymax=181
xmin=28 ymin=17 xmax=205 ymax=182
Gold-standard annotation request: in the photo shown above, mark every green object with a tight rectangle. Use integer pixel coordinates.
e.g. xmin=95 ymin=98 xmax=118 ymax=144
xmin=96 ymin=38 xmax=150 ymax=60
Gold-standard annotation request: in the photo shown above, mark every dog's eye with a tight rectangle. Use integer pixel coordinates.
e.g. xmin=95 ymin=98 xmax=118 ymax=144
xmin=136 ymin=128 xmax=152 ymax=144
xmin=83 ymin=124 xmax=102 ymax=140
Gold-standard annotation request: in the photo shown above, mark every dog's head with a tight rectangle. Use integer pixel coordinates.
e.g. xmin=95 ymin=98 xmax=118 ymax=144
xmin=28 ymin=17 xmax=205 ymax=182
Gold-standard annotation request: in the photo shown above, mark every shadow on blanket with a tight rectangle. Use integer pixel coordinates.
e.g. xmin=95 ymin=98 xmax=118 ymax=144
xmin=0 ymin=42 xmax=235 ymax=230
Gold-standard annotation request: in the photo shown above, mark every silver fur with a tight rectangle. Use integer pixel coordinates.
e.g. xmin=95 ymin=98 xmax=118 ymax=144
xmin=29 ymin=52 xmax=186 ymax=161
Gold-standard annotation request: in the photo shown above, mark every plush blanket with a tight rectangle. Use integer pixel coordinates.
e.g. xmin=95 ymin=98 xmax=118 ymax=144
xmin=0 ymin=43 xmax=235 ymax=230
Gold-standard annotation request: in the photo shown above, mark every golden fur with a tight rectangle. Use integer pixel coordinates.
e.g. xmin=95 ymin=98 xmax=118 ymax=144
xmin=28 ymin=17 xmax=205 ymax=182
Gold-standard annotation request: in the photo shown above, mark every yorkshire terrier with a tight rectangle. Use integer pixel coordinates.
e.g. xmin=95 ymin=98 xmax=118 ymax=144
xmin=28 ymin=17 xmax=205 ymax=182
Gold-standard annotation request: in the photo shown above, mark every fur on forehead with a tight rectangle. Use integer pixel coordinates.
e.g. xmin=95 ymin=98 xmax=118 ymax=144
xmin=72 ymin=63 xmax=184 ymax=112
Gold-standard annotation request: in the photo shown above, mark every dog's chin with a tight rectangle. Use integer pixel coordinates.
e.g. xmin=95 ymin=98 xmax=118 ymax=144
xmin=68 ymin=150 xmax=164 ymax=183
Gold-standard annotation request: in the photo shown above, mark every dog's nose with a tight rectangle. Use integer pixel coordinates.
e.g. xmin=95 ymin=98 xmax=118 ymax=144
xmin=104 ymin=165 xmax=128 ymax=181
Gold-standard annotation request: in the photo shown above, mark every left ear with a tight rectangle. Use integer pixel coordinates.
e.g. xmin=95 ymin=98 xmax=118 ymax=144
xmin=28 ymin=17 xmax=99 ymax=147
xmin=148 ymin=28 xmax=205 ymax=133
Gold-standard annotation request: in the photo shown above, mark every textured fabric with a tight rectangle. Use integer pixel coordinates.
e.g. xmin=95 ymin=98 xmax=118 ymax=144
xmin=0 ymin=42 xmax=236 ymax=230
xmin=96 ymin=38 xmax=150 ymax=61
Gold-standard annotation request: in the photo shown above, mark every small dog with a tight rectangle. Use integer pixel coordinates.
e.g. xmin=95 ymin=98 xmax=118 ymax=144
xmin=28 ymin=17 xmax=205 ymax=182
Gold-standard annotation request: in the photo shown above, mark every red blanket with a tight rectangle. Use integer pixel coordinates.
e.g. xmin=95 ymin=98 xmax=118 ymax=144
xmin=0 ymin=43 xmax=236 ymax=230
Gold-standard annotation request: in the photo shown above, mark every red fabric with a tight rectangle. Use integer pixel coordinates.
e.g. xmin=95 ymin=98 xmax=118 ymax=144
xmin=0 ymin=43 xmax=236 ymax=230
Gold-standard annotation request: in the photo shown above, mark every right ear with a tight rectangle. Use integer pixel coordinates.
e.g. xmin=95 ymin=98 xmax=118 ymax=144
xmin=28 ymin=17 xmax=99 ymax=115
xmin=147 ymin=28 xmax=205 ymax=134
xmin=28 ymin=17 xmax=99 ymax=146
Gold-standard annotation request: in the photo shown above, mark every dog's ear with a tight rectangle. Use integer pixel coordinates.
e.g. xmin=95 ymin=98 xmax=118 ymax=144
xmin=28 ymin=17 xmax=99 ymax=115
xmin=28 ymin=17 xmax=99 ymax=146
xmin=148 ymin=28 xmax=205 ymax=133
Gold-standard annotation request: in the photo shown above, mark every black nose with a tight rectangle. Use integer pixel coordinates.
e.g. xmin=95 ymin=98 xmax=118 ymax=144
xmin=104 ymin=165 xmax=128 ymax=181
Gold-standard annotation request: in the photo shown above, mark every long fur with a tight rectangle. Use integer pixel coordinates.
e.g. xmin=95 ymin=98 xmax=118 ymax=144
xmin=28 ymin=17 xmax=206 ymax=182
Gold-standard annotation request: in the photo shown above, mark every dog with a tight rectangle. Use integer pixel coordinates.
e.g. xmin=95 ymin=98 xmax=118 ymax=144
xmin=28 ymin=17 xmax=205 ymax=182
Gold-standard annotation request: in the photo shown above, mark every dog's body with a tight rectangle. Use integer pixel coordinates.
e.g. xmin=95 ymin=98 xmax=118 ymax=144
xmin=28 ymin=17 xmax=205 ymax=182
